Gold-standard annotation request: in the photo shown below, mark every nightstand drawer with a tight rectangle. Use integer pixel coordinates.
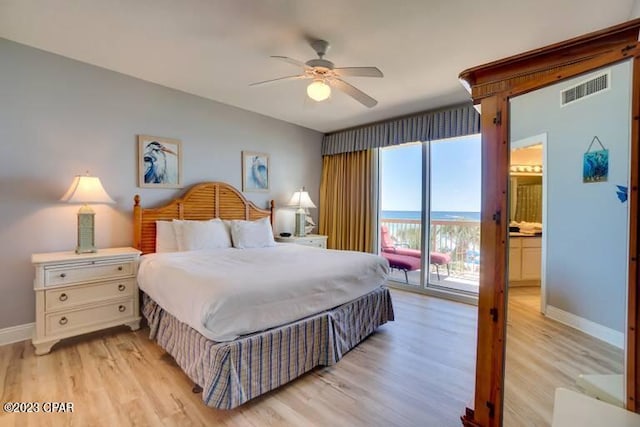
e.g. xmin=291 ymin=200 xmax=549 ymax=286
xmin=46 ymin=300 xmax=134 ymax=335
xmin=45 ymin=279 xmax=135 ymax=311
xmin=275 ymin=234 xmax=328 ymax=249
xmin=44 ymin=260 xmax=134 ymax=286
xmin=296 ymin=238 xmax=325 ymax=248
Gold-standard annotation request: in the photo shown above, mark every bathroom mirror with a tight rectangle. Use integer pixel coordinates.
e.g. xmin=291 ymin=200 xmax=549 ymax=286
xmin=509 ymin=141 xmax=543 ymax=224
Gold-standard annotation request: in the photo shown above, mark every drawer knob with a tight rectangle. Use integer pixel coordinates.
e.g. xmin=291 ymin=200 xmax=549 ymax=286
xmin=60 ymin=273 xmax=66 ymax=278
xmin=59 ymin=317 xmax=68 ymax=325
xmin=118 ymin=284 xmax=126 ymax=291
xmin=118 ymin=305 xmax=126 ymax=313
xmin=59 ymin=293 xmax=68 ymax=302
xmin=117 ymin=266 xmax=123 ymax=271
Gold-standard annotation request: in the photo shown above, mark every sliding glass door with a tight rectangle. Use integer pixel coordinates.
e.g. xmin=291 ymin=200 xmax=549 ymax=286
xmin=380 ymin=135 xmax=481 ymax=295
xmin=380 ymin=142 xmax=423 ymax=286
xmin=427 ymin=135 xmax=481 ymax=293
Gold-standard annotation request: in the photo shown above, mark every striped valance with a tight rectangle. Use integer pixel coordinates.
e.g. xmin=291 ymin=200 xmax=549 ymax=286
xmin=322 ymin=103 xmax=480 ymax=155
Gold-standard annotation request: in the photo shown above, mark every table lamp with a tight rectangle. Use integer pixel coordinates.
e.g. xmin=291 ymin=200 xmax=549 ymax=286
xmin=288 ymin=188 xmax=316 ymax=237
xmin=60 ymin=174 xmax=115 ymax=253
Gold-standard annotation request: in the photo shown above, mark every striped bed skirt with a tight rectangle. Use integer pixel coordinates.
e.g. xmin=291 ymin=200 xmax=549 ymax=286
xmin=141 ymin=286 xmax=394 ymax=409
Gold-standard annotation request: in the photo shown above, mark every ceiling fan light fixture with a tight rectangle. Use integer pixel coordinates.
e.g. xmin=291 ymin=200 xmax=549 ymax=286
xmin=307 ymin=79 xmax=331 ymax=102
xmin=252 ymin=40 xmax=381 ymax=107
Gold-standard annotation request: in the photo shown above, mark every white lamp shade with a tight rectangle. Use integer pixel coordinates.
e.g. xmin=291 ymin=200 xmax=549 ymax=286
xmin=60 ymin=175 xmax=115 ymax=204
xmin=288 ymin=191 xmax=316 ymax=209
xmin=306 ymin=80 xmax=331 ymax=102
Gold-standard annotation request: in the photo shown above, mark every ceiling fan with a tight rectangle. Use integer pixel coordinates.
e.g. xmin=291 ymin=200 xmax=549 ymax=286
xmin=250 ymin=39 xmax=383 ymax=108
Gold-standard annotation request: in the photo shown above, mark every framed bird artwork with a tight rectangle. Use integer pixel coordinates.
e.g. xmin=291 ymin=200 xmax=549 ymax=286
xmin=242 ymin=151 xmax=270 ymax=192
xmin=138 ymin=135 xmax=183 ymax=188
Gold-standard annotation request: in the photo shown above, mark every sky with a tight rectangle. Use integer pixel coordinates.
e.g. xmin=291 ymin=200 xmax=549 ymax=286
xmin=380 ymin=134 xmax=481 ymax=212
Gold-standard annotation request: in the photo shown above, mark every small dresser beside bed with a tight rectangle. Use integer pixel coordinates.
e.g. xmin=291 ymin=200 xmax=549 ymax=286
xmin=133 ymin=181 xmax=394 ymax=409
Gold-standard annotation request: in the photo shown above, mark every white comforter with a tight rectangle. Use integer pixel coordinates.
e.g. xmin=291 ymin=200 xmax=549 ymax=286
xmin=137 ymin=244 xmax=389 ymax=341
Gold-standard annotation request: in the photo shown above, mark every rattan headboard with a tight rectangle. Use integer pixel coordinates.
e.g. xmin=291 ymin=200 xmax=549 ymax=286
xmin=133 ymin=181 xmax=274 ymax=254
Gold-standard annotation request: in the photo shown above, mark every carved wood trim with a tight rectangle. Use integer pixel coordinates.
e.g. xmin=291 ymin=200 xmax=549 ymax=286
xmin=472 ymin=44 xmax=640 ymax=101
xmin=460 ymin=19 xmax=640 ymax=102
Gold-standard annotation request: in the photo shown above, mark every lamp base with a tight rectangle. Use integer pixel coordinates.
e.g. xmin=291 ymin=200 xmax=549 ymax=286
xmin=294 ymin=210 xmax=306 ymax=237
xmin=76 ymin=247 xmax=97 ymax=254
xmin=76 ymin=208 xmax=97 ymax=254
xmin=75 ymin=244 xmax=97 ymax=254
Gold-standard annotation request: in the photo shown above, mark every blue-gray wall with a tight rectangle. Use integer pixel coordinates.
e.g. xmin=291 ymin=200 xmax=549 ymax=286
xmin=0 ymin=39 xmax=323 ymax=330
xmin=510 ymin=60 xmax=631 ymax=332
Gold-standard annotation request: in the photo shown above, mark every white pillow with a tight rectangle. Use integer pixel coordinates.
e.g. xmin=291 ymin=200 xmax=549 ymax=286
xmin=156 ymin=220 xmax=179 ymax=253
xmin=230 ymin=217 xmax=276 ymax=249
xmin=173 ymin=219 xmax=232 ymax=251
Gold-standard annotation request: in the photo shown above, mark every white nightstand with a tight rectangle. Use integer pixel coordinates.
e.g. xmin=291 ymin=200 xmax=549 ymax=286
xmin=31 ymin=247 xmax=142 ymax=355
xmin=275 ymin=234 xmax=328 ymax=249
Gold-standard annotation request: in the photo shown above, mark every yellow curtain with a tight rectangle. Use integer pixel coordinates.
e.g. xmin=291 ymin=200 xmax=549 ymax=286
xmin=515 ymin=183 xmax=543 ymax=223
xmin=319 ymin=150 xmax=374 ymax=252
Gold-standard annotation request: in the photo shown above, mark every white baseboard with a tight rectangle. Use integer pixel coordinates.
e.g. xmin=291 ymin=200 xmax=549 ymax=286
xmin=0 ymin=323 xmax=34 ymax=346
xmin=546 ymin=305 xmax=624 ymax=349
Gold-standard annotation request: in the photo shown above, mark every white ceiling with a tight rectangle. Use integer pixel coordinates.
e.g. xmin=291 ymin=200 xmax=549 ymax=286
xmin=0 ymin=1 xmax=636 ymax=133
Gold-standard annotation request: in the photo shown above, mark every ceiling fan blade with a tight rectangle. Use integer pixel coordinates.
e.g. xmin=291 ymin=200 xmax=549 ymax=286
xmin=330 ymin=78 xmax=378 ymax=108
xmin=333 ymin=67 xmax=384 ymax=78
xmin=249 ymin=74 xmax=308 ymax=87
xmin=271 ymin=56 xmax=310 ymax=69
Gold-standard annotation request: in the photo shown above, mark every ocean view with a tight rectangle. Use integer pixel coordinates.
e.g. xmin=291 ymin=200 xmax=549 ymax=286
xmin=381 ymin=210 xmax=480 ymax=221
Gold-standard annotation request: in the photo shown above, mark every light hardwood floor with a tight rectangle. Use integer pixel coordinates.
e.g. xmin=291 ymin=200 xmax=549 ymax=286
xmin=0 ymin=289 xmax=477 ymax=427
xmin=503 ymin=287 xmax=624 ymax=427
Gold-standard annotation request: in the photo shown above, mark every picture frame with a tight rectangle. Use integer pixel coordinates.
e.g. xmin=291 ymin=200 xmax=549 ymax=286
xmin=583 ymin=149 xmax=609 ymax=183
xmin=138 ymin=135 xmax=183 ymax=188
xmin=242 ymin=151 xmax=270 ymax=192
xmin=583 ymin=136 xmax=609 ymax=183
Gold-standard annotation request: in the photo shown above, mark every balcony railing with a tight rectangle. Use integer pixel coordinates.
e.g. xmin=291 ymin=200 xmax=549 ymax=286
xmin=381 ymin=218 xmax=480 ymax=281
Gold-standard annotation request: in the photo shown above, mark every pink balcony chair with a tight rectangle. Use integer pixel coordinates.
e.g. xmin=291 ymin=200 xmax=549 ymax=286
xmin=380 ymin=226 xmax=451 ymax=282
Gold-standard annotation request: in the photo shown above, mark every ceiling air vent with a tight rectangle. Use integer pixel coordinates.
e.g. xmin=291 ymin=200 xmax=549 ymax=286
xmin=561 ymin=70 xmax=610 ymax=107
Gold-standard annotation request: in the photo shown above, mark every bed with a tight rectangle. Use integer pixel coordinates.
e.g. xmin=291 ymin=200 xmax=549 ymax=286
xmin=133 ymin=182 xmax=394 ymax=409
